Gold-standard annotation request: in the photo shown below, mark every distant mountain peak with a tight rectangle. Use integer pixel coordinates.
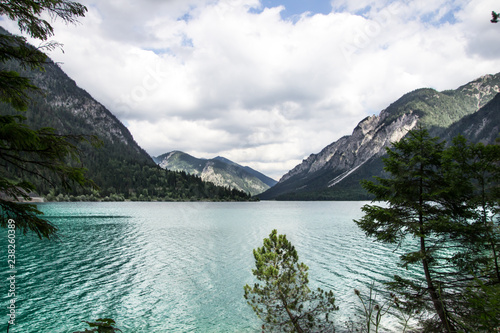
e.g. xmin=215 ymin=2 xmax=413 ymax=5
xmin=213 ymin=156 xmax=236 ymax=165
xmin=155 ymin=151 xmax=277 ymax=196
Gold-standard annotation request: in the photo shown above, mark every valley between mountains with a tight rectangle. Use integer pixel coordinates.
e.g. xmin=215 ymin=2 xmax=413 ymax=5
xmin=2 ymin=27 xmax=499 ymax=200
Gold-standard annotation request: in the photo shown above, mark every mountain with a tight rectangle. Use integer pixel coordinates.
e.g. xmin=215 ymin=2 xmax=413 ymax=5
xmin=259 ymin=73 xmax=500 ymax=200
xmin=154 ymin=151 xmax=277 ymax=196
xmin=442 ymin=93 xmax=500 ymax=144
xmin=0 ymin=27 xmax=251 ymax=202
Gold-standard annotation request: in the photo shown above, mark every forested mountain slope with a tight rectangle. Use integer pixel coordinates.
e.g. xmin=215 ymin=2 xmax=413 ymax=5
xmin=0 ymin=28 xmax=250 ymax=201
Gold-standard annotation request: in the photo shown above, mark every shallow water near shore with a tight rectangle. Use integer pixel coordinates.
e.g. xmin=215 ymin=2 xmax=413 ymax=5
xmin=1 ymin=201 xmax=412 ymax=332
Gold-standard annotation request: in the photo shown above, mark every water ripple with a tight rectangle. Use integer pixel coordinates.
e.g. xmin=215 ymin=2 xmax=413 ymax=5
xmin=1 ymin=202 xmax=412 ymax=332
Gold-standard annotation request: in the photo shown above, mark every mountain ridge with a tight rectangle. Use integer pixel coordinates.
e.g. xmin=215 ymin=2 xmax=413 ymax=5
xmin=154 ymin=151 xmax=277 ymax=196
xmin=259 ymin=73 xmax=500 ymax=200
xmin=0 ymin=27 xmax=251 ymax=201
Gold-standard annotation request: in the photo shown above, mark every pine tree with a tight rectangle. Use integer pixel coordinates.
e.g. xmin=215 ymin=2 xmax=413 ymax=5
xmin=355 ymin=127 xmax=500 ymax=332
xmin=0 ymin=0 xmax=90 ymax=239
xmin=244 ymin=229 xmax=338 ymax=332
xmin=441 ymin=135 xmax=500 ymax=331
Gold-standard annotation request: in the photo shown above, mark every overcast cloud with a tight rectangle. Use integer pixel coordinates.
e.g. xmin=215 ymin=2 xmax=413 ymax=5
xmin=2 ymin=0 xmax=500 ymax=180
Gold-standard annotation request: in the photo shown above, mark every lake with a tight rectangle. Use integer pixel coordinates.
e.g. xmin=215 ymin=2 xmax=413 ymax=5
xmin=1 ymin=201 xmax=412 ymax=332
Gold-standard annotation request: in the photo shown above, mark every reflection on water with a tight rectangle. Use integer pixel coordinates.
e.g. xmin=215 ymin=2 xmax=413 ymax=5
xmin=1 ymin=201 xmax=409 ymax=332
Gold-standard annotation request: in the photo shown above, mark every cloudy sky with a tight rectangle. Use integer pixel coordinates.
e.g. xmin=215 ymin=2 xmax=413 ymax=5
xmin=2 ymin=0 xmax=500 ymax=180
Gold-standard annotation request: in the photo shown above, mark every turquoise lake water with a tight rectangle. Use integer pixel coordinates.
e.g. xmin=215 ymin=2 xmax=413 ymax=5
xmin=0 ymin=201 xmax=413 ymax=332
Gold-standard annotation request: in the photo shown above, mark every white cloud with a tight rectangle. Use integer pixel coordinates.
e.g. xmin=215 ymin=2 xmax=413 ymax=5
xmin=3 ymin=0 xmax=500 ymax=180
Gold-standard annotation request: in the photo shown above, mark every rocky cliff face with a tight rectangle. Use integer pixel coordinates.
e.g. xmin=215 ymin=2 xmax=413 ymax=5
xmin=457 ymin=74 xmax=500 ymax=110
xmin=30 ymin=61 xmax=142 ymax=151
xmin=280 ymin=109 xmax=418 ymax=185
xmin=260 ymin=73 xmax=500 ymax=200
